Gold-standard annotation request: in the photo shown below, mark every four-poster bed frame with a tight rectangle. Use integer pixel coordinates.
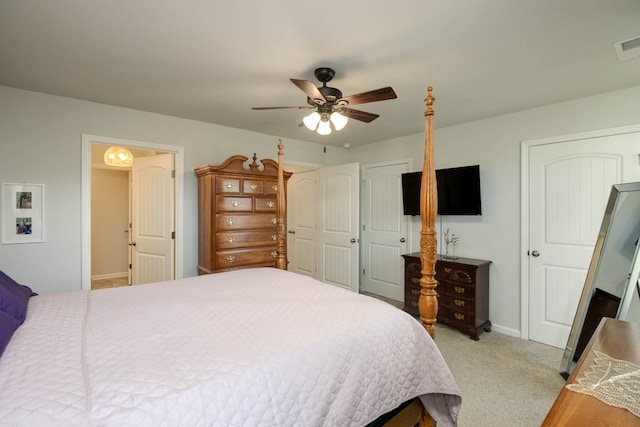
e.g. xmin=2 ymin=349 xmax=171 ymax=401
xmin=274 ymin=87 xmax=439 ymax=426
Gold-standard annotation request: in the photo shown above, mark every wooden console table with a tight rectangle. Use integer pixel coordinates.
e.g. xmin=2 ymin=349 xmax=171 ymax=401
xmin=542 ymin=318 xmax=640 ymax=426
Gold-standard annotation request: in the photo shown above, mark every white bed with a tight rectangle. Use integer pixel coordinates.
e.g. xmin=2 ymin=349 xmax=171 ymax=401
xmin=0 ymin=267 xmax=460 ymax=426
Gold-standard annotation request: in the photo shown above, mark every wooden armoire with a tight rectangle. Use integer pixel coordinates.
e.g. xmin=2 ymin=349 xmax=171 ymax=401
xmin=195 ymin=154 xmax=291 ymax=274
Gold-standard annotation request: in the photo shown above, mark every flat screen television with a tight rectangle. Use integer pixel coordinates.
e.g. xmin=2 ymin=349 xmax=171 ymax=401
xmin=401 ymin=165 xmax=482 ymax=216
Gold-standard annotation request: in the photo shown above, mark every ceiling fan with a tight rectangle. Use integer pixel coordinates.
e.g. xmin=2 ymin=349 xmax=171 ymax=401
xmin=251 ymin=67 xmax=397 ymax=135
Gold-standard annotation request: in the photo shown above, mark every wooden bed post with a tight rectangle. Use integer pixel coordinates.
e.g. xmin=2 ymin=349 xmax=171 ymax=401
xmin=419 ymin=87 xmax=438 ymax=338
xmin=275 ymin=139 xmax=288 ymax=270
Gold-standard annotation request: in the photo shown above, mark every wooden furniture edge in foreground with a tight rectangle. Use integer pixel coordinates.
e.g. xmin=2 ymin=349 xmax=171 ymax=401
xmin=369 ymin=398 xmax=434 ymax=427
xmin=542 ymin=318 xmax=640 ymax=426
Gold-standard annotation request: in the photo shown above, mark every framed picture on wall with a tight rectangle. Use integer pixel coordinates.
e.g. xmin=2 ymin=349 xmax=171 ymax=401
xmin=1 ymin=183 xmax=45 ymax=244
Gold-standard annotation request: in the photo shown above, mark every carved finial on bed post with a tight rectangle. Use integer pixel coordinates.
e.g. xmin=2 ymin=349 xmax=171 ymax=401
xmin=275 ymin=139 xmax=288 ymax=270
xmin=420 ymin=86 xmax=438 ymax=338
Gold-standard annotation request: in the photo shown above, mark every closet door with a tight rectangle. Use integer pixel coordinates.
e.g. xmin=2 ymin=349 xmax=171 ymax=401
xmin=287 ymin=170 xmax=318 ymax=278
xmin=526 ymin=129 xmax=640 ymax=347
xmin=360 ymin=161 xmax=409 ymax=301
xmin=316 ymin=163 xmax=360 ymax=292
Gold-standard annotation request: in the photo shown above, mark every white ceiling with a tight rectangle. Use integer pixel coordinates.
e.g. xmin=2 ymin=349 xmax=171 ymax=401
xmin=2 ymin=1 xmax=640 ymax=147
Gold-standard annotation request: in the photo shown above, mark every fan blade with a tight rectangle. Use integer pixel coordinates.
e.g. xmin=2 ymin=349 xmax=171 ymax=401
xmin=251 ymin=106 xmax=313 ymax=110
xmin=340 ymin=87 xmax=397 ymax=106
xmin=290 ymin=79 xmax=326 ymax=105
xmin=340 ymin=108 xmax=379 ymax=123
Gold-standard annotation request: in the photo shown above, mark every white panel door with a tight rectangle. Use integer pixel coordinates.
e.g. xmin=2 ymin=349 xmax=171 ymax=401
xmin=361 ymin=162 xmax=409 ymax=301
xmin=528 ymin=131 xmax=640 ymax=347
xmin=131 ymin=153 xmax=175 ymax=285
xmin=317 ymin=163 xmax=359 ymax=292
xmin=287 ymin=170 xmax=318 ymax=278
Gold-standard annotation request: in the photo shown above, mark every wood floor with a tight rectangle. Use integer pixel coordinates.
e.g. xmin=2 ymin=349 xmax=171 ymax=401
xmin=92 ymin=276 xmax=129 ymax=290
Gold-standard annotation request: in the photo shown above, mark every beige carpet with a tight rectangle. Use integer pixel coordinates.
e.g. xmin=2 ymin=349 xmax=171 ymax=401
xmin=434 ymin=323 xmax=566 ymax=426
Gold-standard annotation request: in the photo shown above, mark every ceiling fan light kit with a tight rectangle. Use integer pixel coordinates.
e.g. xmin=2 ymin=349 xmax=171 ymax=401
xmin=303 ymin=110 xmax=349 ymax=135
xmin=252 ymin=67 xmax=397 ymax=136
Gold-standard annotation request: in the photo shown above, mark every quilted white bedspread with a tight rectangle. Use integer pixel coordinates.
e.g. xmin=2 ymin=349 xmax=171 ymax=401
xmin=0 ymin=268 xmax=460 ymax=426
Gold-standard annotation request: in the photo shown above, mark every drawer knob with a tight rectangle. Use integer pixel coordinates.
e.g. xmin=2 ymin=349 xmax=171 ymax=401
xmin=267 ymin=201 xmax=275 ymax=208
xmin=225 ymin=182 xmax=234 ymax=189
xmin=226 ymin=237 xmax=235 ymax=245
xmin=272 ymin=234 xmax=277 ymax=241
xmin=225 ymin=256 xmax=235 ymax=263
xmin=454 ymin=286 xmax=465 ymax=294
xmin=411 ymin=301 xmax=418 ymax=307
xmin=271 ymin=217 xmax=277 ymax=224
xmin=272 ymin=184 xmax=278 ymax=191
xmin=250 ymin=183 xmax=258 ymax=190
xmin=411 ymin=277 xmax=420 ymax=284
xmin=444 ymin=268 xmax=452 ymax=273
xmin=454 ymin=313 xmax=465 ymax=320
xmin=271 ymin=251 xmax=278 ymax=257
xmin=226 ymin=219 xmax=234 ymax=227
xmin=231 ymin=200 xmax=240 ymax=208
xmin=454 ymin=299 xmax=465 ymax=307
xmin=411 ymin=289 xmax=420 ymax=296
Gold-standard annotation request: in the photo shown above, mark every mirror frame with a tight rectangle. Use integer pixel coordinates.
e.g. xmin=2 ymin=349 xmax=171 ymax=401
xmin=559 ymin=181 xmax=640 ymax=377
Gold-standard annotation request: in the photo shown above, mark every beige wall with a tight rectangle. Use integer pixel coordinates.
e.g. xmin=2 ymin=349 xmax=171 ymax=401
xmin=91 ymin=168 xmax=129 ymax=277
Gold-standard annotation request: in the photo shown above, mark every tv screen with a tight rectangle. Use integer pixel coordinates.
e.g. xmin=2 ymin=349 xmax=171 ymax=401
xmin=401 ymin=172 xmax=422 ymax=216
xmin=401 ymin=165 xmax=482 ymax=216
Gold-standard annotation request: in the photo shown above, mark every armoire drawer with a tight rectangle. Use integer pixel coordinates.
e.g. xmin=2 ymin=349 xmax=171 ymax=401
xmin=216 ymin=196 xmax=252 ymax=212
xmin=215 ymin=248 xmax=279 ymax=268
xmin=265 ymin=180 xmax=279 ymax=195
xmin=255 ymin=197 xmax=277 ymax=212
xmin=216 ymin=230 xmax=277 ymax=249
xmin=216 ymin=177 xmax=241 ymax=194
xmin=216 ymin=213 xmax=277 ymax=230
xmin=243 ymin=179 xmax=264 ymax=194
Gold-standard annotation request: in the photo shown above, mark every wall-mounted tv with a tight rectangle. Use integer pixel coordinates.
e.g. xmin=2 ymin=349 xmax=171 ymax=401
xmin=401 ymin=165 xmax=482 ymax=216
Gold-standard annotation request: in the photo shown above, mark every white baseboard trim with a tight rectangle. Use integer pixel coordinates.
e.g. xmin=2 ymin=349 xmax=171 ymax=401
xmin=91 ymin=272 xmax=128 ymax=281
xmin=490 ymin=323 xmax=521 ymax=338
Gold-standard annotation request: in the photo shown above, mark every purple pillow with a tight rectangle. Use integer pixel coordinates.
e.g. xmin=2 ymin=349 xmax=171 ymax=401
xmin=0 ymin=310 xmax=18 ymax=357
xmin=0 ymin=270 xmax=37 ymax=326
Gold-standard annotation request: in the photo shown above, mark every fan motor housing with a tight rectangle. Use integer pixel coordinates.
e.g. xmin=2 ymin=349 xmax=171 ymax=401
xmin=307 ymin=86 xmax=343 ymax=106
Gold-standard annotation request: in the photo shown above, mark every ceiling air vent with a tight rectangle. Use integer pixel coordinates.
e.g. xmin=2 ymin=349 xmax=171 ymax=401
xmin=614 ymin=35 xmax=640 ymax=62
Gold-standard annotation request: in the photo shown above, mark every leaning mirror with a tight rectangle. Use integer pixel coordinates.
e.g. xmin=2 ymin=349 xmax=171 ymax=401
xmin=559 ymin=181 xmax=640 ymax=378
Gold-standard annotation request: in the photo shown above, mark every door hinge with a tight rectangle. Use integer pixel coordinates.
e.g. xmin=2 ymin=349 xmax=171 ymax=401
xmin=128 ymin=263 xmax=132 ymax=269
xmin=363 ymin=268 xmax=366 ymax=275
xmin=171 ymin=170 xmax=176 ymax=178
xmin=363 ymin=224 xmax=366 ymax=231
xmin=171 ymin=231 xmax=175 ymax=239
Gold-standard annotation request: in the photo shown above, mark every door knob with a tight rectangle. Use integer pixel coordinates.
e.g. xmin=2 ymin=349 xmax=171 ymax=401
xmin=531 ymin=250 xmax=540 ymax=257
xmin=129 ymin=241 xmax=136 ymax=247
xmin=400 ymin=238 xmax=406 ymax=243
xmin=288 ymin=230 xmax=295 ymax=234
xmin=350 ymin=238 xmax=357 ymax=243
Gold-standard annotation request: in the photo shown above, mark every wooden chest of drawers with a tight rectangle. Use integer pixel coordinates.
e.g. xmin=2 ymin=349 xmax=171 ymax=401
xmin=195 ymin=154 xmax=290 ymax=274
xmin=402 ymin=253 xmax=492 ymax=340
